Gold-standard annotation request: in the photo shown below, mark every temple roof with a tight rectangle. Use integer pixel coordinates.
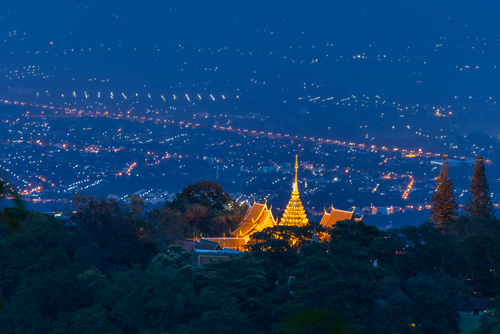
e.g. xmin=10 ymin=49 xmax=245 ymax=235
xmin=230 ymin=201 xmax=276 ymax=238
xmin=177 ymin=238 xmax=197 ymax=251
xmin=243 ymin=202 xmax=267 ymax=223
xmin=194 ymin=239 xmax=222 ymax=250
xmin=320 ymin=207 xmax=362 ymax=228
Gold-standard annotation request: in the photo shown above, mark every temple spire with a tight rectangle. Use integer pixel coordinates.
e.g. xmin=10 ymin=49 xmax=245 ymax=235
xmin=280 ymin=155 xmax=309 ymax=226
xmin=292 ymin=154 xmax=299 ymax=193
xmin=294 ymin=154 xmax=298 ymax=184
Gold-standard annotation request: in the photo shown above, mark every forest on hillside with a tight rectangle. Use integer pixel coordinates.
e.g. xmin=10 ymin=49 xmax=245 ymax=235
xmin=1 ymin=179 xmax=500 ymax=334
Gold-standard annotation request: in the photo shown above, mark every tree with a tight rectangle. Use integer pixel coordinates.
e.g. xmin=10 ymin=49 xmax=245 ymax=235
xmin=152 ymin=245 xmax=193 ymax=270
xmin=330 ymin=220 xmax=384 ymax=251
xmin=473 ymin=298 xmax=500 ymax=334
xmin=184 ymin=204 xmax=212 ymax=235
xmin=170 ymin=180 xmax=235 ymax=212
xmin=51 ymin=305 xmax=122 ymax=334
xmin=0 ymin=174 xmax=25 ymax=310
xmin=68 ymin=195 xmax=157 ymax=272
xmin=195 ymin=254 xmax=273 ymax=330
xmin=246 ymin=224 xmax=315 ymax=289
xmin=99 ymin=261 xmax=198 ymax=333
xmin=77 ymin=266 xmax=107 ymax=308
xmin=371 ymin=276 xmax=415 ymax=334
xmin=462 ymin=234 xmax=500 ymax=298
xmin=404 ymin=272 xmax=467 ymax=334
xmin=0 ymin=175 xmax=24 ymax=233
xmin=168 ymin=180 xmax=244 ymax=237
xmin=0 ymin=211 xmax=68 ymax=300
xmin=464 ymin=156 xmax=495 ymax=218
xmin=430 ymin=155 xmax=458 ymax=225
xmin=384 ymin=223 xmax=463 ymax=280
xmin=145 ymin=206 xmax=187 ymax=252
xmin=277 ymin=309 xmax=352 ymax=334
xmin=175 ymin=308 xmax=262 ymax=334
xmin=275 ymin=238 xmax=381 ymax=333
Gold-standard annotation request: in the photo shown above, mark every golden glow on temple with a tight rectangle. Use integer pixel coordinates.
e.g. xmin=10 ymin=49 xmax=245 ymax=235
xmin=320 ymin=206 xmax=362 ymax=228
xmin=191 ymin=155 xmax=363 ymax=253
xmin=202 ymin=201 xmax=276 ymax=250
xmin=231 ymin=201 xmax=276 ymax=238
xmin=279 ymin=155 xmax=309 ymax=226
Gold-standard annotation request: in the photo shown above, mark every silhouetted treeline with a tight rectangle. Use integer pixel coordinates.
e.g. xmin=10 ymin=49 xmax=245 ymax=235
xmin=1 ymin=185 xmax=500 ymax=333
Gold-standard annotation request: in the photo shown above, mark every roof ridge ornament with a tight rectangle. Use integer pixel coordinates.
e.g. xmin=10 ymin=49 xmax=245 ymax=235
xmin=294 ymin=154 xmax=298 ymax=184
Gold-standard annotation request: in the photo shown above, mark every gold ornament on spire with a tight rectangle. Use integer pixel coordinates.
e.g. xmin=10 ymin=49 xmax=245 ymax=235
xmin=280 ymin=155 xmax=309 ymax=226
xmin=294 ymin=154 xmax=298 ymax=184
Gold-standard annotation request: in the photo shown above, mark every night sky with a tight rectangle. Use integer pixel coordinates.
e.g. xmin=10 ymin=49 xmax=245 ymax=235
xmin=2 ymin=0 xmax=500 ymax=113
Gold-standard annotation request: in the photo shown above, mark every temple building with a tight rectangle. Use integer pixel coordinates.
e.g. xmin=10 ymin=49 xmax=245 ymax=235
xmin=201 ymin=201 xmax=276 ymax=250
xmin=231 ymin=201 xmax=276 ymax=238
xmin=279 ymin=155 xmax=309 ymax=226
xmin=183 ymin=155 xmax=363 ymax=256
xmin=320 ymin=206 xmax=363 ymax=228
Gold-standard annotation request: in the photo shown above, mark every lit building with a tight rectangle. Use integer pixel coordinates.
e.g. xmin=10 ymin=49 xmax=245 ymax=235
xmin=279 ymin=155 xmax=309 ymax=226
xmin=191 ymin=156 xmax=364 ymax=254
xmin=320 ymin=207 xmax=363 ymax=228
xmin=202 ymin=201 xmax=276 ymax=250
xmin=231 ymin=201 xmax=276 ymax=237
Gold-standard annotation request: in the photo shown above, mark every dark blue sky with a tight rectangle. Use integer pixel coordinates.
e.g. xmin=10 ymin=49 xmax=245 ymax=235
xmin=4 ymin=0 xmax=498 ymax=44
xmin=1 ymin=0 xmax=499 ymax=113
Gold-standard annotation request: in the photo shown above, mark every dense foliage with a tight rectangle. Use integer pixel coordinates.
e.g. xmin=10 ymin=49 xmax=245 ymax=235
xmin=152 ymin=180 xmax=246 ymax=241
xmin=1 ymin=180 xmax=499 ymax=333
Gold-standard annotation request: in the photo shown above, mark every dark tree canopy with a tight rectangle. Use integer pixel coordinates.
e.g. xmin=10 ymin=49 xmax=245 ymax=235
xmin=464 ymin=156 xmax=495 ymax=218
xmin=0 ymin=174 xmax=24 ymax=233
xmin=430 ymin=155 xmax=458 ymax=225
xmin=166 ymin=180 xmax=245 ymax=237
xmin=2 ymin=179 xmax=500 ymax=334
xmin=68 ymin=194 xmax=157 ymax=272
xmin=170 ymin=180 xmax=235 ymax=212
xmin=473 ymin=299 xmax=500 ymax=334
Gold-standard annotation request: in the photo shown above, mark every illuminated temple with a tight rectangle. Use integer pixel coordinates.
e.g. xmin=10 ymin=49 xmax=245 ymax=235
xmin=194 ymin=155 xmax=361 ymax=252
xmin=202 ymin=201 xmax=276 ymax=250
xmin=320 ymin=206 xmax=362 ymax=228
xmin=279 ymin=155 xmax=309 ymax=226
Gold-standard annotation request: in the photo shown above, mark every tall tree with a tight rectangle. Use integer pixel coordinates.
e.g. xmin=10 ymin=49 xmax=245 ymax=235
xmin=430 ymin=155 xmax=458 ymax=225
xmin=168 ymin=180 xmax=244 ymax=237
xmin=464 ymin=156 xmax=495 ymax=218
xmin=170 ymin=180 xmax=235 ymax=212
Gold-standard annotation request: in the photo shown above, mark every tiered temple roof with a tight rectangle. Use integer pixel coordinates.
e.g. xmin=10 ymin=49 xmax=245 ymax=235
xmin=182 ymin=156 xmax=366 ymax=254
xmin=202 ymin=201 xmax=276 ymax=250
xmin=320 ymin=207 xmax=363 ymax=228
xmin=280 ymin=155 xmax=309 ymax=226
xmin=231 ymin=201 xmax=276 ymax=238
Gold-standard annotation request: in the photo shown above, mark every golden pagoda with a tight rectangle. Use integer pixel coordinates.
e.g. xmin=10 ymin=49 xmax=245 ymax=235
xmin=280 ymin=155 xmax=309 ymax=226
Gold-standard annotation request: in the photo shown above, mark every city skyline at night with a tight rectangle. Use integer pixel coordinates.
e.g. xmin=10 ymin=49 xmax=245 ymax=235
xmin=1 ymin=0 xmax=500 ymax=224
